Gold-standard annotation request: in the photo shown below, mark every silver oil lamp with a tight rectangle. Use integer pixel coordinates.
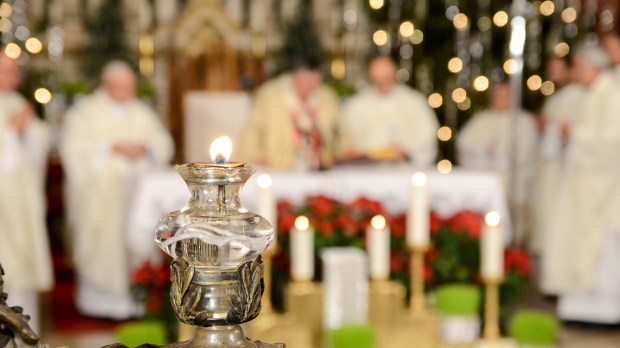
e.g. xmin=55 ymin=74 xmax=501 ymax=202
xmin=145 ymin=136 xmax=282 ymax=347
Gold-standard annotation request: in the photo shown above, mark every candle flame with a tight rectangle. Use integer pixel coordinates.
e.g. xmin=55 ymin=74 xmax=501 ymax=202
xmin=411 ymin=172 xmax=427 ymax=187
xmin=257 ymin=173 xmax=272 ymax=189
xmin=370 ymin=215 xmax=386 ymax=230
xmin=210 ymin=136 xmax=232 ymax=164
xmin=295 ymin=216 xmax=310 ymax=231
xmin=485 ymin=211 xmax=501 ymax=227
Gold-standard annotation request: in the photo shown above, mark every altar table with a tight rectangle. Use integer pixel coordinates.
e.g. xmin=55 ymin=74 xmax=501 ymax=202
xmin=126 ymin=165 xmax=512 ymax=265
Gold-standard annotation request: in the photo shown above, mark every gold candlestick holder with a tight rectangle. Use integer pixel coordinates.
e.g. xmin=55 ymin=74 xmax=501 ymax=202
xmin=374 ymin=246 xmax=441 ymax=348
xmin=409 ymin=246 xmax=428 ymax=314
xmin=482 ymin=278 xmax=501 ymax=340
xmin=249 ymin=250 xmax=314 ymax=348
xmin=368 ymin=279 xmax=406 ymax=326
xmin=285 ymin=280 xmax=323 ymax=347
xmin=473 ymin=277 xmax=518 ymax=348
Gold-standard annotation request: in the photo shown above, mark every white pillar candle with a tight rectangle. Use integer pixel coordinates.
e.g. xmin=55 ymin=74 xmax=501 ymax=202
xmin=291 ymin=216 xmax=314 ymax=281
xmin=367 ymin=215 xmax=390 ymax=280
xmin=481 ymin=211 xmax=504 ymax=280
xmin=407 ymin=172 xmax=430 ymax=248
xmin=257 ymin=173 xmax=277 ymax=252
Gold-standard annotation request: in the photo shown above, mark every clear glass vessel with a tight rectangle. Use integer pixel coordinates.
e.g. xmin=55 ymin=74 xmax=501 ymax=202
xmin=155 ymin=162 xmax=273 ymax=269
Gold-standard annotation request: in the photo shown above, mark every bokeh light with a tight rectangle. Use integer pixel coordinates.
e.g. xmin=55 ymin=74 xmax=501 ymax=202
xmin=25 ymin=37 xmax=43 ymax=54
xmin=448 ymin=57 xmax=463 ymax=73
xmin=373 ymin=30 xmax=389 ymax=46
xmin=452 ymin=88 xmax=467 ymax=103
xmin=437 ymin=126 xmax=452 ymax=141
xmin=527 ymin=75 xmax=542 ymax=91
xmin=493 ymin=11 xmax=509 ymax=27
xmin=437 ymin=159 xmax=453 ymax=174
xmin=473 ymin=76 xmax=489 ymax=92
xmin=540 ymin=1 xmax=555 ymax=16
xmin=541 ymin=81 xmax=555 ymax=96
xmin=34 ymin=88 xmax=52 ymax=104
xmin=399 ymin=21 xmax=415 ymax=37
xmin=428 ymin=93 xmax=443 ymax=108
xmin=369 ymin=0 xmax=384 ymax=10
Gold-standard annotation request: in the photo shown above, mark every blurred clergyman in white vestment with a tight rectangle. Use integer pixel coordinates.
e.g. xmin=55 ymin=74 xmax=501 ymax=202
xmin=532 ymin=56 xmax=583 ymax=253
xmin=338 ymin=56 xmax=439 ymax=166
xmin=0 ymin=51 xmax=52 ymax=333
xmin=542 ymin=46 xmax=620 ymax=321
xmin=239 ymin=60 xmax=340 ymax=171
xmin=457 ymin=83 xmax=538 ymax=246
xmin=60 ymin=61 xmax=174 ymax=319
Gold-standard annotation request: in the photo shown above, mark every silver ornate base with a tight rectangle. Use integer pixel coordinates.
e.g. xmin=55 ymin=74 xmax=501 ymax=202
xmin=177 ymin=325 xmax=283 ymax=348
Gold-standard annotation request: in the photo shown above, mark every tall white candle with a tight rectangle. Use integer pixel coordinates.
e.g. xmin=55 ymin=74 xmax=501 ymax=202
xmin=407 ymin=172 xmax=429 ymax=248
xmin=367 ymin=215 xmax=390 ymax=280
xmin=291 ymin=216 xmax=314 ymax=281
xmin=481 ymin=211 xmax=504 ymax=280
xmin=257 ymin=173 xmax=277 ymax=252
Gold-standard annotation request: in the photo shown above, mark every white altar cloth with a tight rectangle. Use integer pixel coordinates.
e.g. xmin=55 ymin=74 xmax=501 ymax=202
xmin=126 ymin=166 xmax=512 ymax=266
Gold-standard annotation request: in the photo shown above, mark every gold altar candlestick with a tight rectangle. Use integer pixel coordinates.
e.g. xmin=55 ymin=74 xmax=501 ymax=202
xmin=286 ymin=280 xmax=323 ymax=346
xmin=482 ymin=278 xmax=502 ymax=340
xmin=409 ymin=246 xmax=427 ymax=314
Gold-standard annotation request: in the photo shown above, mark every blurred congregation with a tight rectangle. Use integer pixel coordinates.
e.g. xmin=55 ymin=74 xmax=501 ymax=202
xmin=3 ymin=0 xmax=620 ymax=346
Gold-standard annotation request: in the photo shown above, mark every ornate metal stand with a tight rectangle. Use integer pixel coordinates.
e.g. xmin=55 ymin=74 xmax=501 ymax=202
xmin=0 ymin=264 xmax=42 ymax=348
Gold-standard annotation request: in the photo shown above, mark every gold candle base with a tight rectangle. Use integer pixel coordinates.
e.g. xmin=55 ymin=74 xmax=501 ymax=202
xmin=249 ymin=312 xmax=313 ymax=348
xmin=473 ymin=338 xmax=518 ymax=348
xmin=376 ymin=311 xmax=440 ymax=348
xmin=369 ymin=280 xmax=406 ymax=326
xmin=482 ymin=278 xmax=503 ymax=341
xmin=286 ymin=281 xmax=323 ymax=347
xmin=409 ymin=246 xmax=429 ymax=314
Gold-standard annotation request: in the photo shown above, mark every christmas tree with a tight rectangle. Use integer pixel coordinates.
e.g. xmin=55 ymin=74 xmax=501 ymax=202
xmin=272 ymin=0 xmax=325 ymax=75
xmin=83 ymin=0 xmax=133 ymax=83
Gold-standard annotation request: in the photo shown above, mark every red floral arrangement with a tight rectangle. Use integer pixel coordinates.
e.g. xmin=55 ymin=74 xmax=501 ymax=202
xmin=131 ymin=260 xmax=171 ymax=316
xmin=273 ymin=195 xmax=531 ymax=308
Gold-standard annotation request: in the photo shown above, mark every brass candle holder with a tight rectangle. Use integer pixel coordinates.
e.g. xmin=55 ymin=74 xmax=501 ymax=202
xmin=472 ymin=277 xmax=518 ymax=348
xmin=379 ymin=245 xmax=440 ymax=348
xmin=248 ymin=248 xmax=313 ymax=348
xmin=482 ymin=278 xmax=501 ymax=340
xmin=409 ymin=245 xmax=428 ymax=314
xmin=368 ymin=279 xmax=406 ymax=326
xmin=285 ymin=280 xmax=323 ymax=347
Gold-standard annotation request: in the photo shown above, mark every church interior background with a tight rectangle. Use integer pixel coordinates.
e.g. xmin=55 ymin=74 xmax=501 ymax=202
xmin=1 ymin=0 xmax=620 ymax=347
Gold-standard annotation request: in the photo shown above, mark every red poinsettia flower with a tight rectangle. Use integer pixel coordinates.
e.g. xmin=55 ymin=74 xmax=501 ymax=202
xmin=389 ymin=214 xmax=406 ymax=238
xmin=445 ymin=210 xmax=483 ymax=239
xmin=278 ymin=212 xmax=297 ymax=234
xmin=430 ymin=211 xmax=443 ymax=234
xmin=504 ymin=248 xmax=531 ymax=277
xmin=335 ymin=213 xmax=358 ymax=238
xmin=307 ymin=195 xmax=337 ymax=216
xmin=348 ymin=197 xmax=385 ymax=217
xmin=132 ymin=261 xmax=155 ymax=286
xmin=277 ymin=200 xmax=295 ymax=213
xmin=316 ymin=220 xmax=334 ymax=238
xmin=390 ymin=252 xmax=405 ymax=273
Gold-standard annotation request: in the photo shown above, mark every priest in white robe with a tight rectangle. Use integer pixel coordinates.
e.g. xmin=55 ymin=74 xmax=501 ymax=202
xmin=542 ymin=47 xmax=620 ymax=320
xmin=457 ymin=83 xmax=538 ymax=246
xmin=532 ymin=56 xmax=583 ymax=253
xmin=338 ymin=56 xmax=438 ymax=167
xmin=0 ymin=51 xmax=52 ymax=333
xmin=238 ymin=61 xmax=340 ymax=171
xmin=60 ymin=61 xmax=174 ymax=319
